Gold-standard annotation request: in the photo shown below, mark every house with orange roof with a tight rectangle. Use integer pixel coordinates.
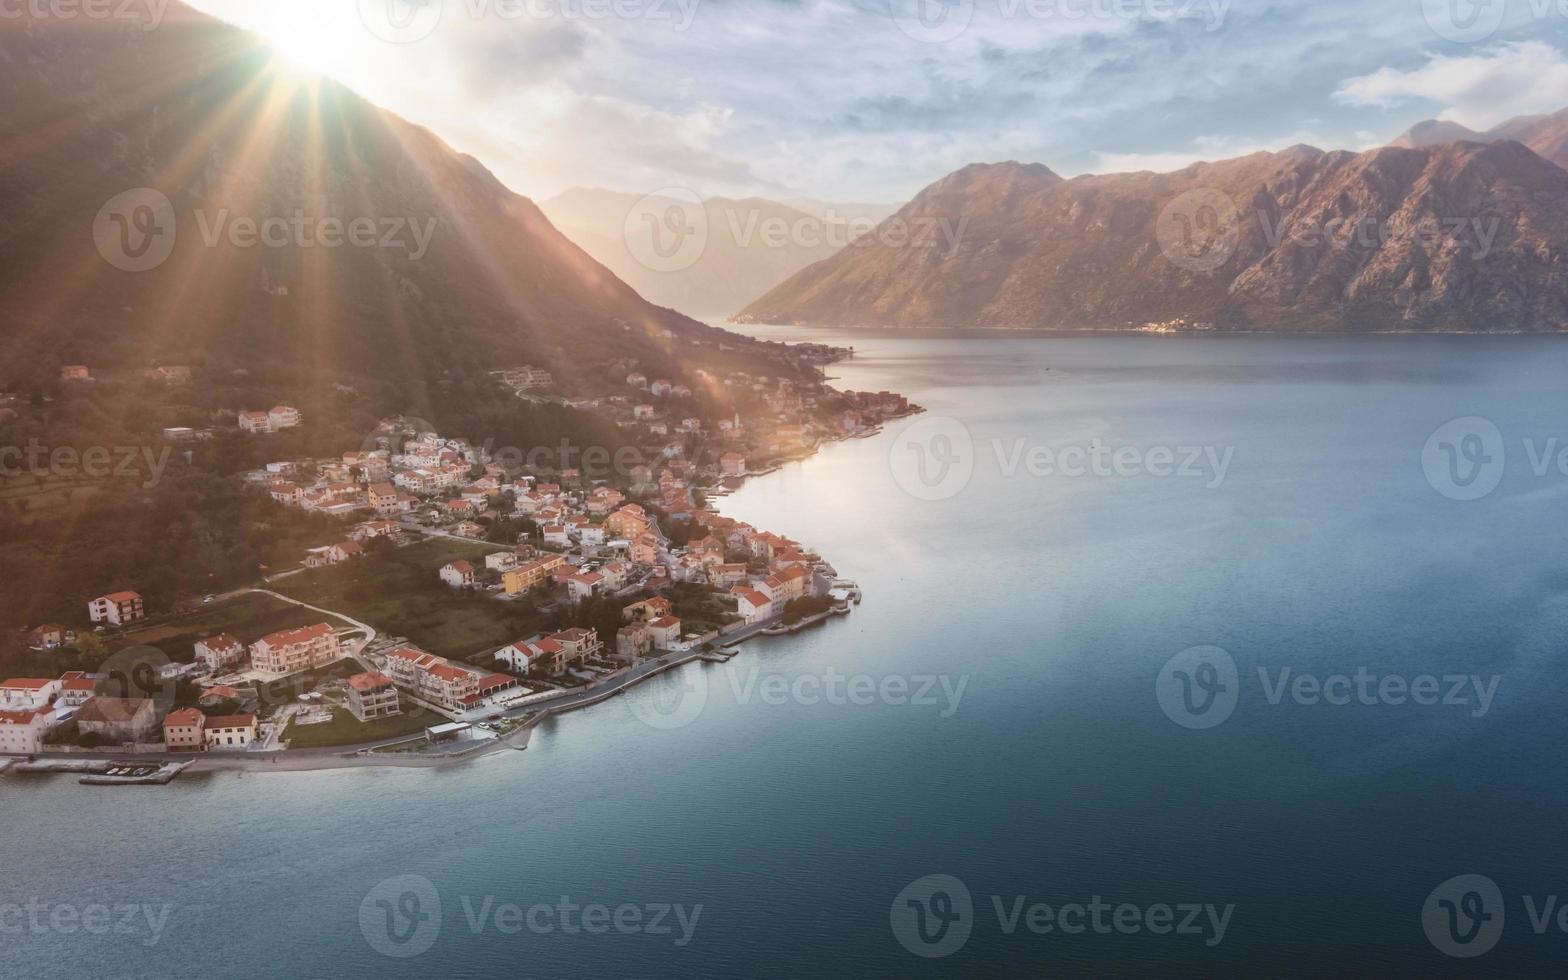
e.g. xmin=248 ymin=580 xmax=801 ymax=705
xmin=647 ymin=616 xmax=682 ymax=651
xmin=0 ymin=677 xmax=62 ymax=709
xmin=239 ymin=411 xmax=273 ymax=433
xmin=731 ymin=588 xmax=773 ymax=625
xmin=383 ymin=647 xmax=484 ymax=710
xmin=345 ymin=672 xmax=401 ymax=721
xmin=248 ymin=623 xmax=340 ymax=675
xmin=501 ymin=553 xmax=566 ymax=595
xmin=0 ymin=708 xmax=58 ymax=754
xmin=368 ymin=483 xmax=405 ymax=516
xmin=566 ymin=571 xmax=603 ymax=604
xmin=55 ymin=671 xmax=97 ymax=707
xmin=440 ymin=560 xmax=476 ymax=589
xmin=622 ymin=596 xmax=672 ymax=624
xmin=194 ymin=633 xmax=247 ymax=673
xmin=88 ymin=590 xmax=144 ymax=626
xmin=163 ymin=708 xmax=205 ymax=751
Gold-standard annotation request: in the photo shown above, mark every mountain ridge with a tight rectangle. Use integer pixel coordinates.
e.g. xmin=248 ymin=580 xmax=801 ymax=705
xmin=0 ymin=4 xmax=811 ymax=402
xmin=737 ymin=139 xmax=1568 ymax=332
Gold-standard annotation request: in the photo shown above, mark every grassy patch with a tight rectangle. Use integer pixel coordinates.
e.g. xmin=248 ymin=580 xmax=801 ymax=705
xmin=284 ymin=706 xmax=431 ymax=749
xmin=109 ymin=594 xmax=353 ymax=663
xmin=272 ymin=538 xmax=550 ymax=662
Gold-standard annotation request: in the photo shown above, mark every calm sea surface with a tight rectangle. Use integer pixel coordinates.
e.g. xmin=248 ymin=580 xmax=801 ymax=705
xmin=6 ymin=332 xmax=1568 ymax=977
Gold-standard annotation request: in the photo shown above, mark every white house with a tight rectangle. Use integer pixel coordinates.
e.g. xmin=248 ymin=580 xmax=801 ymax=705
xmin=0 ymin=708 xmax=57 ymax=754
xmin=0 ymin=678 xmax=62 ymax=709
xmin=731 ymin=587 xmax=773 ymax=625
xmin=485 ymin=552 xmax=520 ymax=572
xmin=566 ymin=571 xmax=603 ymax=603
xmin=647 ymin=616 xmax=682 ymax=650
xmin=88 ymin=591 xmax=145 ymax=626
xmin=239 ymin=411 xmax=273 ymax=433
xmin=248 ymin=623 xmax=340 ymax=675
xmin=440 ymin=560 xmax=476 ymax=589
xmin=194 ymin=634 xmax=247 ymax=673
xmin=203 ymin=714 xmax=257 ymax=749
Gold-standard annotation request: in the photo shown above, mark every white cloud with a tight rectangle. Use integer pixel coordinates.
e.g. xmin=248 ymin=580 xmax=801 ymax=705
xmin=1333 ymin=42 xmax=1568 ymax=131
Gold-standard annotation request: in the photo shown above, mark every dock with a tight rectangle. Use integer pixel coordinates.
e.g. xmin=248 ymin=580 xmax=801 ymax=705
xmin=13 ymin=758 xmax=192 ymax=785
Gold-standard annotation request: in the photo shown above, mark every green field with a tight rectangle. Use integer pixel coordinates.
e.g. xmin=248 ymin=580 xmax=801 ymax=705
xmin=110 ymin=593 xmax=353 ymax=663
xmin=283 ymin=706 xmax=432 ymax=749
xmin=0 ymin=472 xmax=110 ymax=523
xmin=272 ymin=538 xmax=549 ymax=663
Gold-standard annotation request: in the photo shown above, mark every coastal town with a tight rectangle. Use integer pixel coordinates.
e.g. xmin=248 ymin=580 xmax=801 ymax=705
xmin=0 ymin=359 xmax=914 ymax=781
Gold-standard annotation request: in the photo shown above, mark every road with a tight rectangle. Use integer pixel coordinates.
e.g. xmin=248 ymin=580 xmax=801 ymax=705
xmin=203 ymin=587 xmax=382 ymax=676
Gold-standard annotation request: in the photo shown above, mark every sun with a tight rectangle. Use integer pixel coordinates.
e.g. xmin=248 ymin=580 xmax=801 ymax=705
xmin=268 ymin=29 xmax=343 ymax=81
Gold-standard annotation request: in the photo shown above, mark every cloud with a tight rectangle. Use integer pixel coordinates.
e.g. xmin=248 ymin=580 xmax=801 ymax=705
xmin=1333 ymin=42 xmax=1568 ymax=131
xmin=182 ymin=0 xmax=1568 ymax=202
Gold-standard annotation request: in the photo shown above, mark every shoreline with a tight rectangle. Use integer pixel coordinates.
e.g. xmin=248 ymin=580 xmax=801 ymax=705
xmin=4 ymin=614 xmax=832 ymax=778
xmin=2 ymin=360 xmax=894 ymax=783
xmin=727 ymin=322 xmax=1568 ymax=338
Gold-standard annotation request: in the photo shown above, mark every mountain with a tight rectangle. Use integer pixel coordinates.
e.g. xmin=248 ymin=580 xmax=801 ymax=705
xmin=541 ymin=188 xmax=898 ymax=319
xmin=780 ymin=198 xmax=900 ymax=227
xmin=0 ymin=4 xmax=808 ymax=400
xmin=737 ymin=145 xmax=1568 ymax=333
xmin=1391 ymin=108 xmax=1568 ymax=170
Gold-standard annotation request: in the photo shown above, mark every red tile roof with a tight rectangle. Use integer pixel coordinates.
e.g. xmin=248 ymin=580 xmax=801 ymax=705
xmin=1 ymin=678 xmax=54 ymax=690
xmin=256 ymin=623 xmax=335 ymax=647
xmin=347 ymin=671 xmax=394 ymax=692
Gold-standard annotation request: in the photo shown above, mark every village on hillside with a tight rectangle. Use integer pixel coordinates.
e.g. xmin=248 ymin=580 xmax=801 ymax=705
xmin=2 ymin=362 xmax=913 ymax=769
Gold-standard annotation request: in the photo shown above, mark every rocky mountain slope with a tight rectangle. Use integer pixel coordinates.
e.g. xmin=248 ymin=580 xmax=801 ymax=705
xmin=737 ymin=144 xmax=1568 ymax=332
xmin=1392 ymin=108 xmax=1568 ymax=170
xmin=0 ymin=4 xmax=808 ymax=397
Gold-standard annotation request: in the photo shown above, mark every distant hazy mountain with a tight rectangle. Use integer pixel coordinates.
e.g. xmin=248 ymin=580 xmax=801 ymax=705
xmin=779 ymin=198 xmax=900 ymax=226
xmin=738 ymin=145 xmax=1568 ymax=332
xmin=541 ymin=188 xmax=898 ymax=318
xmin=1391 ymin=108 xmax=1568 ymax=170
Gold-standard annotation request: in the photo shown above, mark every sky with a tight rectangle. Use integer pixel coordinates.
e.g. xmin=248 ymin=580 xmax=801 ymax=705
xmin=186 ymin=0 xmax=1568 ymax=205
